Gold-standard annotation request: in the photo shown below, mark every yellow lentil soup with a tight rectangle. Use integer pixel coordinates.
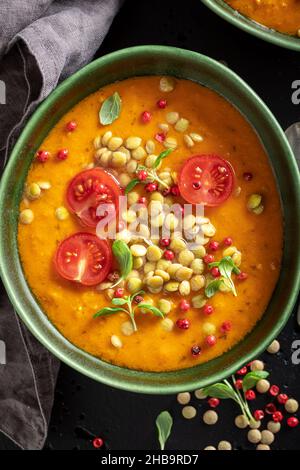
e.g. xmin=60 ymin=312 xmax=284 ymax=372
xmin=225 ymin=0 xmax=300 ymax=36
xmin=18 ymin=76 xmax=283 ymax=372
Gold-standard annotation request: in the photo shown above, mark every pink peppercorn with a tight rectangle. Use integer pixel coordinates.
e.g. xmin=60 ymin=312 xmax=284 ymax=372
xmin=134 ymin=295 xmax=144 ymax=304
xmin=57 ymin=148 xmax=69 ymax=160
xmin=272 ymin=411 xmax=283 ymax=423
xmin=155 ymin=132 xmax=166 ymax=143
xmin=206 ymin=335 xmax=217 ymax=347
xmin=270 ymin=385 xmax=280 ymax=397
xmin=223 ymin=237 xmax=233 ymax=247
xmin=66 ymin=120 xmax=77 ymax=132
xmin=245 ymin=390 xmax=256 ymax=401
xmin=209 ymin=241 xmax=219 ymax=252
xmin=164 ymin=250 xmax=175 ymax=261
xmin=211 ymin=267 xmax=221 ymax=278
xmin=265 ymin=403 xmax=277 ymax=415
xmin=160 ymin=238 xmax=171 ymax=247
xmin=203 ymin=304 xmax=214 ymax=316
xmin=237 ymin=272 xmax=248 ymax=281
xmin=179 ymin=300 xmax=190 ymax=312
xmin=208 ymin=398 xmax=220 ymax=408
xmin=36 ymin=150 xmax=50 ymax=163
xmin=176 ymin=319 xmax=190 ymax=330
xmin=235 ymin=379 xmax=243 ymax=390
xmin=138 ymin=196 xmax=147 ymax=205
xmin=157 ymin=99 xmax=167 ymax=109
xmin=137 ymin=169 xmax=148 ymax=181
xmin=287 ymin=417 xmax=299 ymax=428
xmin=237 ymin=366 xmax=248 ymax=376
xmin=277 ymin=394 xmax=289 ymax=405
xmin=170 ymin=185 xmax=180 ymax=196
xmin=221 ymin=321 xmax=232 ymax=333
xmin=93 ymin=437 xmax=103 ymax=449
xmin=114 ymin=288 xmax=124 ymax=298
xmin=141 ymin=111 xmax=152 ymax=123
xmin=204 ymin=254 xmax=214 ymax=264
xmin=145 ymin=182 xmax=158 ymax=192
xmin=254 ymin=410 xmax=264 ymax=421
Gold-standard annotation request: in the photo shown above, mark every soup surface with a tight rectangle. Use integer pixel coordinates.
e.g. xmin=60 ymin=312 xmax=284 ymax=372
xmin=18 ymin=76 xmax=283 ymax=372
xmin=225 ymin=0 xmax=300 ymax=35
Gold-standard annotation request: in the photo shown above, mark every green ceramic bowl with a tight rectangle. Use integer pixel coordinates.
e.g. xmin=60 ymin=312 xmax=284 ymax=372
xmin=0 ymin=46 xmax=299 ymax=394
xmin=202 ymin=0 xmax=300 ymax=51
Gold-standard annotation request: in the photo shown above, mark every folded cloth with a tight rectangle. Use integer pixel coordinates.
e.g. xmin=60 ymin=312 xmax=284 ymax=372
xmin=0 ymin=0 xmax=123 ymax=450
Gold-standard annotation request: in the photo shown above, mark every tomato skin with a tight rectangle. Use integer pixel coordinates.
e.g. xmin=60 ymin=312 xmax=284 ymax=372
xmin=54 ymin=233 xmax=112 ymax=286
xmin=66 ymin=168 xmax=122 ymax=228
xmin=178 ymin=154 xmax=235 ymax=206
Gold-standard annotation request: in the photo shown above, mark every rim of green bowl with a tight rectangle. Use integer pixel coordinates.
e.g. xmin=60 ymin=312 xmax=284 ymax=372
xmin=0 ymin=46 xmax=300 ymax=394
xmin=201 ymin=0 xmax=300 ymax=51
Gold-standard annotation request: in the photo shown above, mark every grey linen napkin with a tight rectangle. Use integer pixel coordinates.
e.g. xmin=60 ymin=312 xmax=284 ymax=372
xmin=0 ymin=0 xmax=123 ymax=450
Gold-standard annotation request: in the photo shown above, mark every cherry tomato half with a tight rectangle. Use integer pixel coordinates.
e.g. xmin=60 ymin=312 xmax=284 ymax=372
xmin=178 ymin=154 xmax=235 ymax=206
xmin=54 ymin=233 xmax=112 ymax=286
xmin=66 ymin=168 xmax=122 ymax=227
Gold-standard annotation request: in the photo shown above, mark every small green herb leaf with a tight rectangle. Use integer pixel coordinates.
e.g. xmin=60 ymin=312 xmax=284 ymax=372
xmin=99 ymin=92 xmax=121 ymax=125
xmin=205 ymin=279 xmax=224 ymax=298
xmin=125 ymin=178 xmax=140 ymax=195
xmin=208 ymin=256 xmax=240 ymax=297
xmin=242 ymin=371 xmax=269 ymax=392
xmin=153 ymin=149 xmax=173 ymax=169
xmin=218 ymin=256 xmax=240 ymax=277
xmin=202 ymin=383 xmax=237 ymax=400
xmin=112 ymin=298 xmax=128 ymax=306
xmin=93 ymin=307 xmax=126 ymax=318
xmin=156 ymin=411 xmax=173 ymax=451
xmin=111 ymin=240 xmax=133 ymax=287
xmin=138 ymin=304 xmax=165 ymax=318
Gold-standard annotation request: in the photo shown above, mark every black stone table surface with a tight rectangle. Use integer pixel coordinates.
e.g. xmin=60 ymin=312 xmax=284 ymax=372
xmin=0 ymin=0 xmax=300 ymax=451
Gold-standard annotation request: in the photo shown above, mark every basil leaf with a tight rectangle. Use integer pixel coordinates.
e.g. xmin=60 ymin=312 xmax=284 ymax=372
xmin=156 ymin=411 xmax=173 ymax=451
xmin=205 ymin=279 xmax=223 ymax=298
xmin=93 ymin=307 xmax=125 ymax=318
xmin=202 ymin=383 xmax=237 ymax=400
xmin=111 ymin=240 xmax=133 ymax=287
xmin=242 ymin=371 xmax=269 ymax=392
xmin=219 ymin=256 xmax=240 ymax=278
xmin=138 ymin=304 xmax=165 ymax=318
xmin=99 ymin=92 xmax=121 ymax=125
xmin=208 ymin=256 xmax=240 ymax=297
xmin=125 ymin=178 xmax=140 ymax=195
xmin=112 ymin=298 xmax=128 ymax=306
xmin=153 ymin=149 xmax=173 ymax=169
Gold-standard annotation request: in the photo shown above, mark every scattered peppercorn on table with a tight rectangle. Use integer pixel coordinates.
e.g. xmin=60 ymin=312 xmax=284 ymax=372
xmin=18 ymin=76 xmax=283 ymax=372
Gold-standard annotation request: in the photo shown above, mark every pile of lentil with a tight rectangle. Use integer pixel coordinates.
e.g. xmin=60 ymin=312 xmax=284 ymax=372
xmin=176 ymin=339 xmax=299 ymax=450
xmin=92 ymin=126 xmax=245 ymax=350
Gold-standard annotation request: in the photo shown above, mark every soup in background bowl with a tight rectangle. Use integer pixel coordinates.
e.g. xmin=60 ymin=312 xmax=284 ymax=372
xmin=202 ymin=0 xmax=300 ymax=50
xmin=0 ymin=46 xmax=299 ymax=393
xmin=225 ymin=0 xmax=300 ymax=36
